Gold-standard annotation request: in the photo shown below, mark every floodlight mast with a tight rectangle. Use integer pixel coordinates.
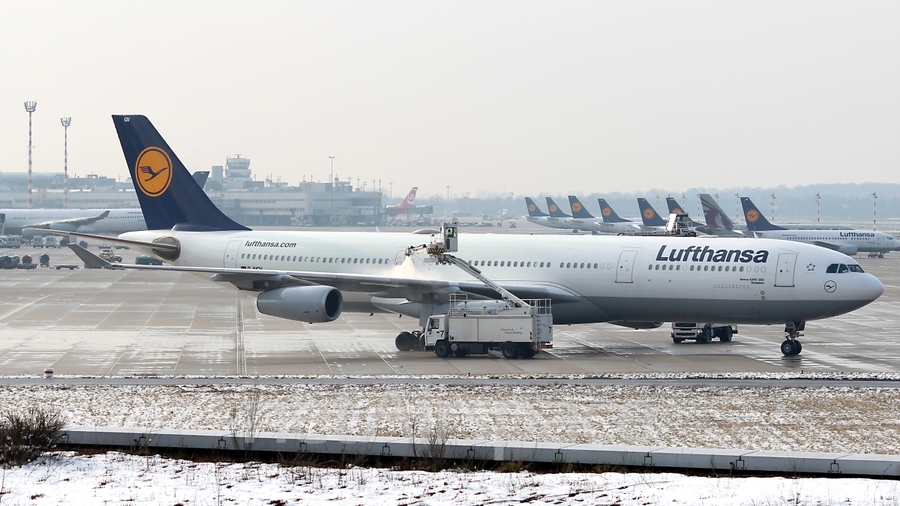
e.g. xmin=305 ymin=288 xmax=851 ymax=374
xmin=24 ymin=101 xmax=37 ymax=209
xmin=61 ymin=117 xmax=72 ymax=208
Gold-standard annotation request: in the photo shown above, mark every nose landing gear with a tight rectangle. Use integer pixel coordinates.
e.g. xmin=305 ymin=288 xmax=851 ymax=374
xmin=780 ymin=321 xmax=805 ymax=356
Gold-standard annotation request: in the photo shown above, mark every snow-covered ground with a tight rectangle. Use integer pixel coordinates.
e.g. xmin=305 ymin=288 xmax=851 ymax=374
xmin=2 ymin=451 xmax=899 ymax=506
xmin=3 ymin=379 xmax=900 ymax=453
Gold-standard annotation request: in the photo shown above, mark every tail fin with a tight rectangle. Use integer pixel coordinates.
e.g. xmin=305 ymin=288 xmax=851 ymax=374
xmin=396 ymin=187 xmax=418 ymax=208
xmin=698 ymin=194 xmax=735 ymax=231
xmin=665 ymin=196 xmax=702 ymax=227
xmin=524 ymin=197 xmax=548 ymax=217
xmin=596 ymin=198 xmax=630 ymax=223
xmin=113 ymin=115 xmax=249 ymax=231
xmin=191 ymin=171 xmax=210 ymax=189
xmin=567 ymin=196 xmax=595 ymax=219
xmin=545 ymin=197 xmax=571 ymax=218
xmin=636 ymin=198 xmax=666 ymax=227
xmin=740 ymin=196 xmax=784 ymax=231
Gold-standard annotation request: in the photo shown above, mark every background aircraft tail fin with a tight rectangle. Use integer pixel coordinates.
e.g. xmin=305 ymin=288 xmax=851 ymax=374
xmin=596 ymin=198 xmax=630 ymax=223
xmin=699 ymin=193 xmax=735 ymax=231
xmin=524 ymin=197 xmax=549 ymax=217
xmin=545 ymin=197 xmax=571 ymax=218
xmin=636 ymin=198 xmax=666 ymax=226
xmin=112 ymin=115 xmax=249 ymax=231
xmin=567 ymin=196 xmax=595 ymax=219
xmin=397 ymin=187 xmax=418 ymax=208
xmin=740 ymin=196 xmax=784 ymax=231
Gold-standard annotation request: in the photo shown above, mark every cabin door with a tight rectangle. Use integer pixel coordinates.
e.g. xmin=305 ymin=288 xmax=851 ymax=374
xmin=224 ymin=239 xmax=242 ymax=268
xmin=615 ymin=250 xmax=638 ymax=283
xmin=774 ymin=253 xmax=797 ymax=287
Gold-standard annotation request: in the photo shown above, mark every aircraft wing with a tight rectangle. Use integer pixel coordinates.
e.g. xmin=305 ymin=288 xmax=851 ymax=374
xmin=68 ymin=244 xmax=586 ymax=306
xmin=23 ymin=211 xmax=111 ymax=230
xmin=812 ymin=240 xmax=844 ymax=252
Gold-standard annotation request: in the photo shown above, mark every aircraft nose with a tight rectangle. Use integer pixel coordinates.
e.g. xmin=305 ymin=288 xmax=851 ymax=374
xmin=861 ymin=274 xmax=885 ymax=302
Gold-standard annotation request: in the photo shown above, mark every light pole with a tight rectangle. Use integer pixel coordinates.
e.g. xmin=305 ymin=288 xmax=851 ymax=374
xmin=872 ymin=191 xmax=878 ymax=231
xmin=24 ymin=101 xmax=37 ymax=209
xmin=388 ymin=182 xmax=393 ymax=200
xmin=735 ymin=193 xmax=740 ymax=223
xmin=329 ymin=156 xmax=335 ymax=223
xmin=770 ymin=193 xmax=776 ymax=223
xmin=815 ymin=192 xmax=821 ymax=223
xmin=61 ymin=117 xmax=71 ymax=208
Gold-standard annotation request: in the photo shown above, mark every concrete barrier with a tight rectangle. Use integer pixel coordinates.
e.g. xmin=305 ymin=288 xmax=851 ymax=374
xmin=61 ymin=426 xmax=900 ymax=478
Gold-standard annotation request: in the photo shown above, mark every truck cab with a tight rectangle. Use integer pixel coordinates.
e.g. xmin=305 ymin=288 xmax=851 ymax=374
xmin=671 ymin=322 xmax=737 ymax=343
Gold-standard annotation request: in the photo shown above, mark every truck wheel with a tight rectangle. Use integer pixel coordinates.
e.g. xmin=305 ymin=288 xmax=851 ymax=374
xmin=519 ymin=346 xmax=536 ymax=358
xmin=673 ymin=338 xmax=684 ymax=344
xmin=501 ymin=341 xmax=519 ymax=359
xmin=395 ymin=332 xmax=414 ymax=351
xmin=453 ymin=348 xmax=468 ymax=357
xmin=434 ymin=340 xmax=451 ymax=358
xmin=720 ymin=327 xmax=733 ymax=342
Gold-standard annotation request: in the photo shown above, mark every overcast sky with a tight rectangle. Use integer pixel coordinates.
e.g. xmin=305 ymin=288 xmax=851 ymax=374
xmin=1 ymin=1 xmax=897 ymax=200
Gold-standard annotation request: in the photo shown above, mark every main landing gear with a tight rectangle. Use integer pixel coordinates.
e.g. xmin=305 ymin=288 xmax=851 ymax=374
xmin=395 ymin=330 xmax=425 ymax=352
xmin=780 ymin=321 xmax=805 ymax=356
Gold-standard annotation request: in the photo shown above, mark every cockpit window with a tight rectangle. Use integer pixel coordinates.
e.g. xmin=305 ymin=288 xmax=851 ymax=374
xmin=848 ymin=264 xmax=865 ymax=273
xmin=838 ymin=264 xmax=849 ymax=273
xmin=826 ymin=264 xmax=837 ymax=273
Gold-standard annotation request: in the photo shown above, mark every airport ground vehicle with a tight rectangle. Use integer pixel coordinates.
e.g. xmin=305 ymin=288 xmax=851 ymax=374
xmin=98 ymin=248 xmax=123 ymax=263
xmin=401 ymin=224 xmax=553 ymax=359
xmin=39 ymin=253 xmax=50 ymax=267
xmin=17 ymin=254 xmax=36 ymax=269
xmin=44 ymin=236 xmax=58 ymax=248
xmin=671 ymin=322 xmax=737 ymax=343
xmin=0 ymin=255 xmax=20 ymax=269
xmin=32 ymin=236 xmax=43 ymax=248
xmin=423 ymin=295 xmax=552 ymax=358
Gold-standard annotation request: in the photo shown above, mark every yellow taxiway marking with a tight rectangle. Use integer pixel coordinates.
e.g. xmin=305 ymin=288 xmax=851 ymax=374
xmin=0 ymin=295 xmax=55 ymax=322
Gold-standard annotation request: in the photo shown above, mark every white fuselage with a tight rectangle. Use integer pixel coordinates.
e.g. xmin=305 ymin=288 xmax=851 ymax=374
xmin=119 ymin=230 xmax=883 ymax=326
xmin=753 ymin=229 xmax=900 ymax=253
xmin=1 ymin=208 xmax=147 ymax=236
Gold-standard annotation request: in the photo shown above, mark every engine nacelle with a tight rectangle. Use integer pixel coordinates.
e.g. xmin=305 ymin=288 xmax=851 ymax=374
xmin=257 ymin=286 xmax=343 ymax=323
xmin=609 ymin=321 xmax=664 ymax=330
xmin=837 ymin=244 xmax=858 ymax=256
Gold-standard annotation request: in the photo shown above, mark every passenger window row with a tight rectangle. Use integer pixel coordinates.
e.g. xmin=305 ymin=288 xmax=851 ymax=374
xmin=240 ymin=253 xmax=391 ymax=265
xmin=648 ymin=264 xmax=766 ymax=273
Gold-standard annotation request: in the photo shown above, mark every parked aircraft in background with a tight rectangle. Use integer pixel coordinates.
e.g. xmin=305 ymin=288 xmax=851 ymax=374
xmin=667 ymin=196 xmax=741 ymax=237
xmin=1 ymin=171 xmax=209 ymax=237
xmin=59 ymin=115 xmax=884 ymax=358
xmin=700 ymin=193 xmax=855 ymax=233
xmin=741 ymin=196 xmax=900 ymax=257
xmin=635 ymin=198 xmax=668 ymax=231
xmin=524 ymin=197 xmax=571 ymax=230
xmin=387 ymin=187 xmax=418 ymax=210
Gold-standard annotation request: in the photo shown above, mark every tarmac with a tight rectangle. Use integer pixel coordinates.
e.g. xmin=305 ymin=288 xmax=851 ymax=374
xmin=1 ymin=242 xmax=898 ymax=378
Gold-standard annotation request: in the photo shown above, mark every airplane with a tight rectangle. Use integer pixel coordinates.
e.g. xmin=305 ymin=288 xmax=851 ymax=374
xmin=741 ymin=196 xmax=900 ymax=257
xmin=595 ymin=198 xmax=645 ymax=234
xmin=568 ymin=196 xmax=643 ymax=235
xmin=1 ymin=171 xmax=209 ymax=237
xmin=59 ymin=115 xmax=884 ymax=359
xmin=523 ymin=197 xmax=560 ymax=229
xmin=666 ymin=196 xmax=740 ymax=237
xmin=386 ymin=187 xmax=418 ymax=210
xmin=699 ymin=193 xmax=855 ymax=234
xmin=635 ymin=198 xmax=668 ymax=231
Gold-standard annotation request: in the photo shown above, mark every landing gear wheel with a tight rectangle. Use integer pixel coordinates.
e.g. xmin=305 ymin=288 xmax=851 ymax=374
xmin=720 ymin=327 xmax=733 ymax=343
xmin=501 ymin=341 xmax=519 ymax=359
xmin=781 ymin=340 xmax=802 ymax=356
xmin=395 ymin=332 xmax=414 ymax=351
xmin=434 ymin=340 xmax=451 ymax=358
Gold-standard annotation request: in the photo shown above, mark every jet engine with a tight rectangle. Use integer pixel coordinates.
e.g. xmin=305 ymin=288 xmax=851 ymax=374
xmin=257 ymin=286 xmax=343 ymax=323
xmin=609 ymin=321 xmax=664 ymax=330
xmin=837 ymin=245 xmax=858 ymax=256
